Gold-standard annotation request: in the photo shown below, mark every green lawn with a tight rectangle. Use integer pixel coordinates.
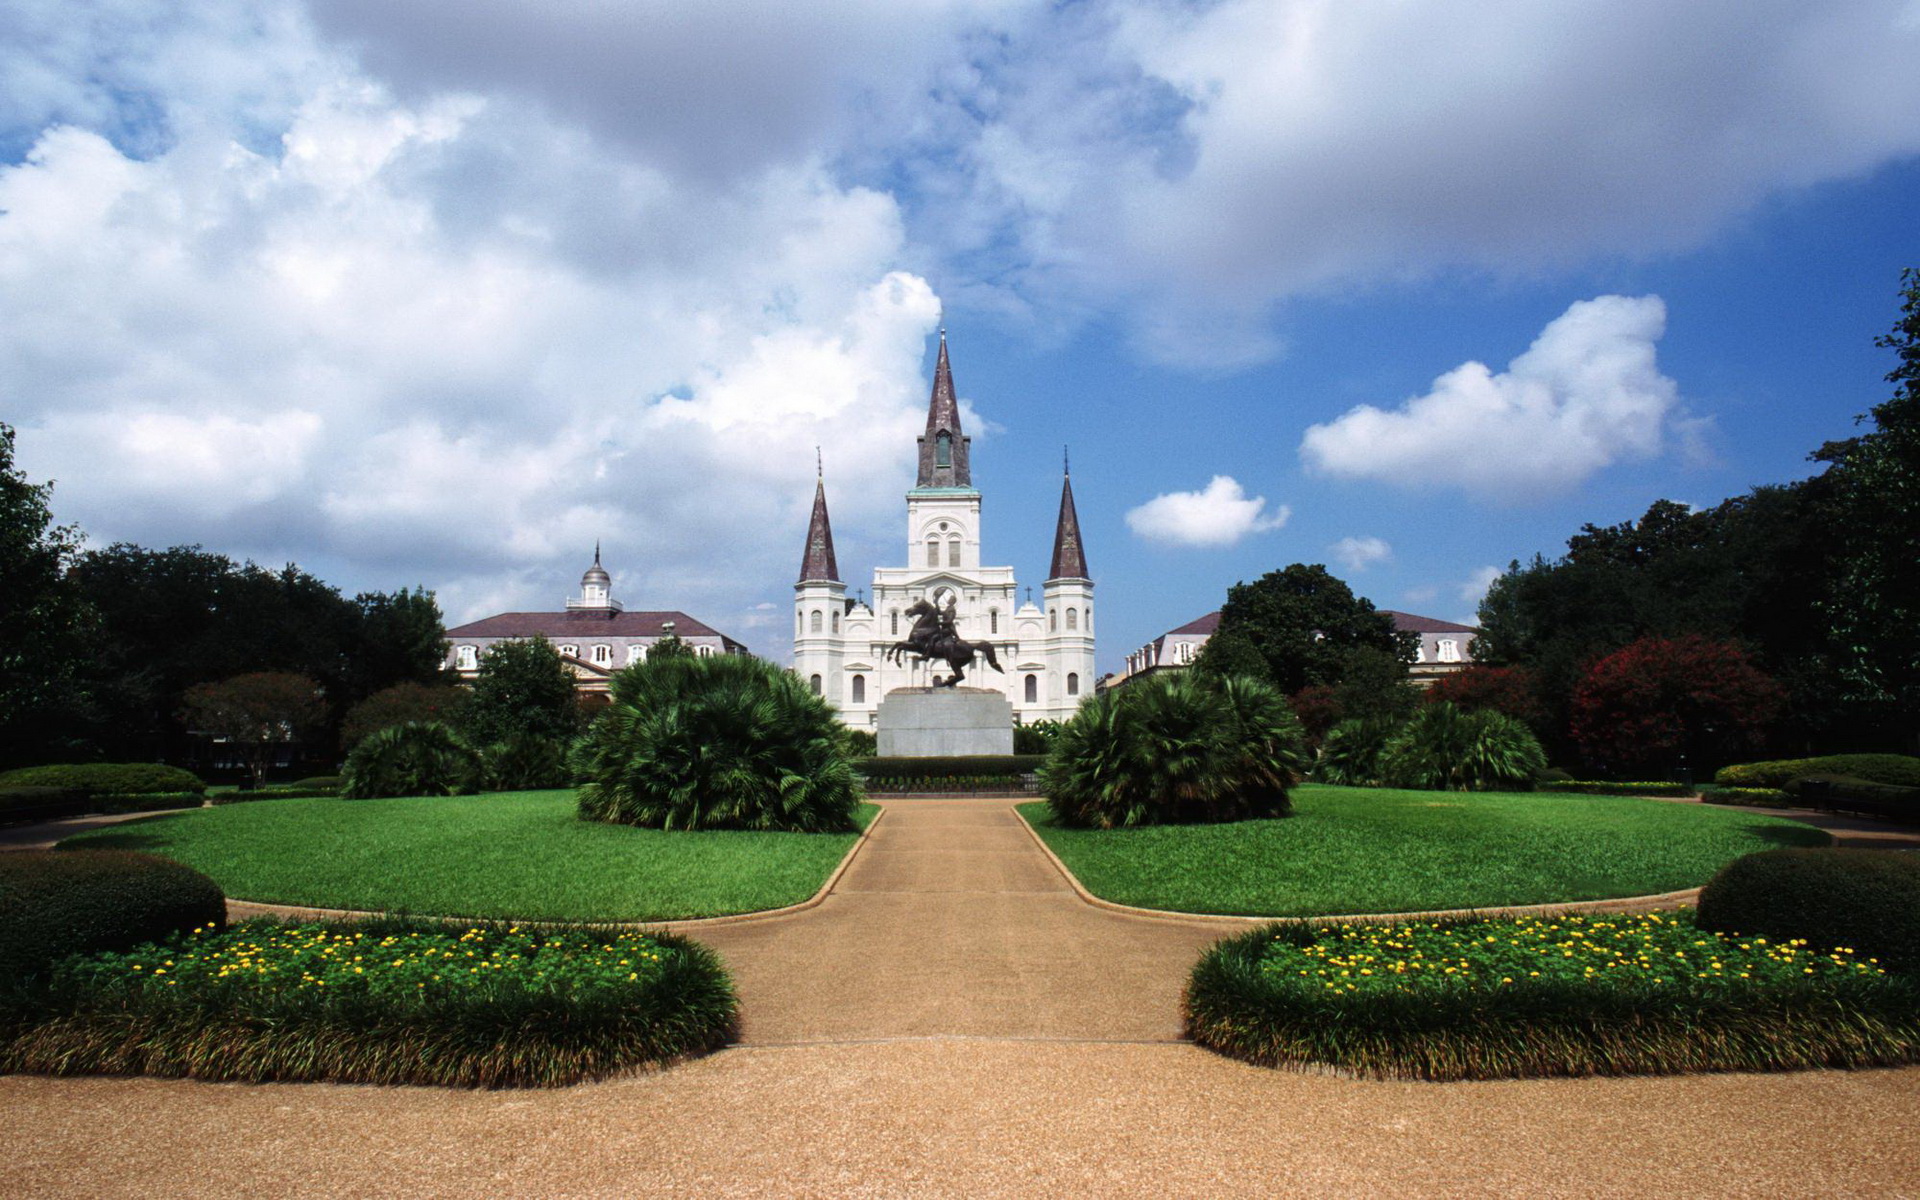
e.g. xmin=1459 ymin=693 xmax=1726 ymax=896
xmin=1020 ymin=785 xmax=1829 ymax=916
xmin=62 ymin=791 xmax=878 ymax=922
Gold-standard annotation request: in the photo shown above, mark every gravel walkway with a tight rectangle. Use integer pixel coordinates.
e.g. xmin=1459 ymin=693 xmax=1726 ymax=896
xmin=6 ymin=797 xmax=1920 ymax=1196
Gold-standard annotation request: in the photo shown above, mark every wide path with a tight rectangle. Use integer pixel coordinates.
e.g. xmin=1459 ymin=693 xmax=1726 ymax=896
xmin=671 ymin=799 xmax=1232 ymax=1044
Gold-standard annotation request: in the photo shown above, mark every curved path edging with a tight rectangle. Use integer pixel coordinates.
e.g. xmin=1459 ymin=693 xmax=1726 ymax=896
xmin=1011 ymin=802 xmax=1837 ymax=928
xmin=226 ymin=807 xmax=886 ymax=928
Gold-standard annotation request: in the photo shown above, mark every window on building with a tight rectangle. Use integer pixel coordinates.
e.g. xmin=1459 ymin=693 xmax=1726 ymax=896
xmin=810 ymin=674 xmax=823 ymax=695
xmin=1067 ymin=672 xmax=1079 ymax=696
xmin=831 ymin=611 xmax=840 ymax=634
xmin=948 ymin=537 xmax=961 ymax=567
xmin=1024 ymin=674 xmax=1038 ymax=703
xmin=1438 ymin=639 xmax=1460 ymax=663
xmin=890 ymin=609 xmax=899 ymax=635
xmin=926 ymin=539 xmax=939 ymax=567
xmin=797 ymin=611 xmax=804 ymax=635
xmin=1066 ymin=607 xmax=1077 ymax=631
xmin=810 ymin=610 xmax=823 ymax=633
xmin=1049 ymin=609 xmax=1058 ymax=632
xmin=558 ymin=644 xmax=578 ymax=659
xmin=935 ymin=430 xmax=952 ymax=467
xmin=592 ymin=644 xmax=611 ymax=666
xmin=456 ymin=645 xmax=477 ymax=670
xmin=628 ymin=644 xmax=644 ymax=665
xmin=851 ymin=675 xmax=865 ymax=704
xmin=697 ymin=645 xmax=715 ymax=658
xmin=1413 ymin=642 xmax=1426 ymax=663
xmin=989 ymin=608 xmax=999 ymax=634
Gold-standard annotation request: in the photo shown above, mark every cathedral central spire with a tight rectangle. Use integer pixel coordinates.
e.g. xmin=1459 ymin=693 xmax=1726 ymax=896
xmin=915 ymin=329 xmax=972 ymax=488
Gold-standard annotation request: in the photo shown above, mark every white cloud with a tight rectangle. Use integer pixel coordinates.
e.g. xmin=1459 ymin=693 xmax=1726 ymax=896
xmin=1125 ymin=475 xmax=1289 ymax=547
xmin=1458 ymin=565 xmax=1504 ymax=608
xmin=1297 ymin=295 xmax=1681 ymax=497
xmin=1329 ymin=535 xmax=1391 ymax=573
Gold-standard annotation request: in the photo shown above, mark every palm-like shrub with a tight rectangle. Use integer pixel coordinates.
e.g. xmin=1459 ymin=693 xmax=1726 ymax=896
xmin=1041 ymin=672 xmax=1308 ymax=827
xmin=340 ymin=722 xmax=481 ymax=799
xmin=1315 ymin=717 xmax=1400 ymax=786
xmin=478 ymin=732 xmax=573 ymax=791
xmin=575 ymin=654 xmax=859 ymax=832
xmin=1375 ymin=702 xmax=1545 ymax=792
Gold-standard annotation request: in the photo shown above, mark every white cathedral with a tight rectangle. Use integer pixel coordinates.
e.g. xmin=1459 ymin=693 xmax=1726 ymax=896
xmin=793 ymin=333 xmax=1096 ymax=727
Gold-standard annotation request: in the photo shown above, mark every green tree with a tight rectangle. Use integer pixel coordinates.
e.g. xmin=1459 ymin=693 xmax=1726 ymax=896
xmin=0 ymin=423 xmax=93 ymax=766
xmin=341 ymin=681 xmax=468 ymax=749
xmin=647 ymin=632 xmax=695 ymax=661
xmin=348 ymin=587 xmax=448 ymax=699
xmin=461 ymin=637 xmax=580 ymax=744
xmin=179 ymin=672 xmax=327 ymax=788
xmin=1195 ymin=563 xmax=1411 ymax=694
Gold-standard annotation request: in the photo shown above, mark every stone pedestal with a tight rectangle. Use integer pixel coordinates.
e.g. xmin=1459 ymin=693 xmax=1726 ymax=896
xmin=876 ymin=687 xmax=1015 ymax=757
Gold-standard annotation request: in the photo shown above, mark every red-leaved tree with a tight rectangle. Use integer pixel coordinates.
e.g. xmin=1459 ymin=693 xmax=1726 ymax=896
xmin=1569 ymin=636 xmax=1783 ymax=777
xmin=180 ymin=672 xmax=326 ymax=787
xmin=1425 ymin=665 xmax=1547 ymax=730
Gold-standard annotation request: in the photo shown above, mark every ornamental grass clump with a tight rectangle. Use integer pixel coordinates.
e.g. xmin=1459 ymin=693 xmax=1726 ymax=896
xmin=1041 ymin=672 xmax=1308 ymax=828
xmin=341 ymin=721 xmax=482 ymax=799
xmin=576 ymin=653 xmax=859 ymax=832
xmin=1185 ymin=910 xmax=1920 ymax=1081
xmin=2 ymin=918 xmax=736 ymax=1087
xmin=1375 ymin=702 xmax=1546 ymax=792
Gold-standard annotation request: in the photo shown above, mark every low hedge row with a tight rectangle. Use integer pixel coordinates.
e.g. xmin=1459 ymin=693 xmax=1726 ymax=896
xmin=1698 ymin=848 xmax=1920 ymax=970
xmin=0 ymin=850 xmax=227 ymax=985
xmin=0 ymin=787 xmax=200 ymax=825
xmin=860 ymin=774 xmax=1041 ymax=795
xmin=1714 ymin=754 xmax=1920 ymax=790
xmin=0 ymin=763 xmax=206 ymax=796
xmin=1783 ymin=774 xmax=1920 ymax=819
xmin=211 ymin=787 xmax=336 ymax=805
xmin=855 ymin=755 xmax=1045 ymax=780
xmin=1698 ymin=785 xmax=1794 ymax=807
xmin=1537 ymin=780 xmax=1694 ymax=798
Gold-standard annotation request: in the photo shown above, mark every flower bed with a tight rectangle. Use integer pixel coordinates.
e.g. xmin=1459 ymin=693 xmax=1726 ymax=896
xmin=1 ymin=918 xmax=736 ymax=1087
xmin=1185 ymin=911 xmax=1920 ymax=1080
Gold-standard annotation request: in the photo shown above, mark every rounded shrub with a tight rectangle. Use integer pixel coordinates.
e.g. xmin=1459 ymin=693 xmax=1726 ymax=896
xmin=1698 ymin=848 xmax=1920 ymax=970
xmin=575 ymin=654 xmax=860 ymax=832
xmin=0 ymin=850 xmax=225 ymax=983
xmin=1041 ymin=672 xmax=1308 ymax=828
xmin=1314 ymin=716 xmax=1399 ymax=786
xmin=478 ymin=732 xmax=573 ymax=792
xmin=340 ymin=722 xmax=481 ymax=799
xmin=1375 ymin=702 xmax=1546 ymax=792
xmin=0 ymin=763 xmax=205 ymax=797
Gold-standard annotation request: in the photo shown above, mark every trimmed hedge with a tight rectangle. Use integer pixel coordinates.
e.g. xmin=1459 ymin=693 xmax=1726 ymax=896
xmin=860 ymin=774 xmax=1040 ymax=795
xmin=288 ymin=775 xmax=343 ymax=792
xmin=0 ymin=851 xmax=226 ymax=984
xmin=0 ymin=763 xmax=206 ymax=797
xmin=856 ymin=755 xmax=1044 ymax=780
xmin=1699 ymin=785 xmax=1794 ymax=808
xmin=1714 ymin=754 xmax=1920 ymax=790
xmin=1538 ymin=780 xmax=1695 ymax=798
xmin=1698 ymin=848 xmax=1920 ymax=970
xmin=1783 ymin=774 xmax=1920 ymax=819
xmin=0 ymin=786 xmax=91 ymax=824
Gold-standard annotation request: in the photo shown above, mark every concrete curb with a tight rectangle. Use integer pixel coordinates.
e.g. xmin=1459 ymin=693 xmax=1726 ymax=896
xmin=225 ymin=807 xmax=887 ymax=929
xmin=1009 ymin=800 xmax=1835 ymax=928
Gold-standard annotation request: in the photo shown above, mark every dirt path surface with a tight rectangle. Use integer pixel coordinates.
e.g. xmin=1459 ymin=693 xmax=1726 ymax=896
xmin=8 ymin=797 xmax=1920 ymax=1196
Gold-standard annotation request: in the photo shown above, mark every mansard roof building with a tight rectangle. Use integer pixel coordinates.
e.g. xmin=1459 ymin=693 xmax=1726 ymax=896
xmin=1108 ymin=609 xmax=1477 ymax=690
xmin=445 ymin=548 xmax=748 ymax=696
xmin=794 ymin=332 xmax=1095 ymax=725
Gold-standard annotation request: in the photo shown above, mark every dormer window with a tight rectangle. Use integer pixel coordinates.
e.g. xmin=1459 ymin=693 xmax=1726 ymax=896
xmin=456 ymin=645 xmax=477 ymax=671
xmin=558 ymin=644 xmax=579 ymax=659
xmin=592 ymin=644 xmax=612 ymax=666
xmin=628 ymin=644 xmax=644 ymax=665
xmin=1438 ymin=639 xmax=1461 ymax=663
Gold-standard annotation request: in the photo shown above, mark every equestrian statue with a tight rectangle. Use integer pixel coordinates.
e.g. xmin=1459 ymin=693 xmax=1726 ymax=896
xmin=884 ymin=596 xmax=1004 ymax=688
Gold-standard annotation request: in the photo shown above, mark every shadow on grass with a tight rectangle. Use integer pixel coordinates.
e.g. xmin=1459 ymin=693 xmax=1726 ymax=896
xmin=1741 ymin=821 xmax=1835 ymax=847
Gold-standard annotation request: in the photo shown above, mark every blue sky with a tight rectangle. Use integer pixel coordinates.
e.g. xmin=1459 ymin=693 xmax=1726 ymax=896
xmin=4 ymin=1 xmax=1917 ymax=676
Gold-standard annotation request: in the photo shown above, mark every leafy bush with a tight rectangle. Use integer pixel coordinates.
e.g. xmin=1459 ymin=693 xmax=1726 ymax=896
xmin=0 ymin=763 xmax=206 ymax=797
xmin=0 ymin=786 xmax=90 ymax=823
xmin=477 ymin=732 xmax=572 ymax=792
xmin=461 ymin=636 xmax=581 ymax=745
xmin=288 ymin=775 xmax=342 ymax=792
xmin=1537 ymin=780 xmax=1695 ymax=797
xmin=1375 ymin=703 xmax=1546 ymax=792
xmin=3 ymin=919 xmax=735 ymax=1087
xmin=1424 ymin=664 xmax=1548 ymax=729
xmin=0 ymin=851 xmax=225 ymax=984
xmin=1698 ymin=849 xmax=1920 ymax=970
xmin=340 ymin=722 xmax=481 ymax=799
xmin=1041 ymin=672 xmax=1307 ymax=828
xmin=839 ymin=727 xmax=878 ymax=758
xmin=1313 ymin=717 xmax=1399 ymax=786
xmin=576 ymin=654 xmax=859 ymax=832
xmin=1013 ymin=719 xmax=1064 ymax=755
xmin=1699 ymin=785 xmax=1793 ymax=807
xmin=1569 ymin=636 xmax=1783 ymax=777
xmin=1714 ymin=754 xmax=1920 ymax=790
xmin=1185 ymin=912 xmax=1920 ymax=1079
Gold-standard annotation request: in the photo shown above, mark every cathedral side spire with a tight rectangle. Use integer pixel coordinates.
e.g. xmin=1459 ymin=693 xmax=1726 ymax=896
xmin=915 ymin=329 xmax=972 ymax=488
xmin=798 ymin=473 xmax=841 ymax=583
xmin=1047 ymin=462 xmax=1090 ymax=581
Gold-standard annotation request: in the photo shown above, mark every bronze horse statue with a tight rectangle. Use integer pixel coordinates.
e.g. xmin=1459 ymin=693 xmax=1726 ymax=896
xmin=885 ymin=597 xmax=1004 ymax=688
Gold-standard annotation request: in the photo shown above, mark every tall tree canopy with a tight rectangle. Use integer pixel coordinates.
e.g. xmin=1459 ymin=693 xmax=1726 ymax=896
xmin=1195 ymin=563 xmax=1412 ymax=695
xmin=0 ymin=423 xmax=93 ymax=765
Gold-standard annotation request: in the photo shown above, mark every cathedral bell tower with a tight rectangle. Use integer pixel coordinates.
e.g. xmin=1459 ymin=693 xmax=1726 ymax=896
xmin=906 ymin=330 xmax=983 ymax=574
xmin=793 ymin=456 xmax=846 ymax=703
xmin=1040 ymin=453 xmax=1095 ymax=708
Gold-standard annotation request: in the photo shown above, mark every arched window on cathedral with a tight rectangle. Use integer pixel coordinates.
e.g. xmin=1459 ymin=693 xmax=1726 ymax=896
xmin=948 ymin=536 xmax=961 ymax=567
xmin=809 ymin=674 xmax=823 ymax=695
xmin=796 ymin=612 xmax=803 ymax=635
xmin=926 ymin=539 xmax=939 ymax=567
xmin=851 ymin=675 xmax=865 ymax=704
xmin=890 ymin=608 xmax=900 ymax=635
xmin=935 ymin=430 xmax=952 ymax=467
xmin=831 ymin=611 xmax=840 ymax=634
xmin=989 ymin=608 xmax=999 ymax=634
xmin=1067 ymin=672 xmax=1079 ymax=696
xmin=1049 ymin=609 xmax=1058 ymax=632
xmin=810 ymin=610 xmax=822 ymax=633
xmin=1024 ymin=674 xmax=1038 ymax=704
xmin=1066 ymin=607 xmax=1077 ymax=631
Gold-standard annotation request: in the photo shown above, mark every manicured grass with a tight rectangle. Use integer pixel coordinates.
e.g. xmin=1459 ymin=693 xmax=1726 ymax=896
xmin=61 ymin=791 xmax=878 ymax=922
xmin=1185 ymin=912 xmax=1920 ymax=1079
xmin=1 ymin=917 xmax=736 ymax=1086
xmin=1020 ymin=784 xmax=1828 ymax=916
